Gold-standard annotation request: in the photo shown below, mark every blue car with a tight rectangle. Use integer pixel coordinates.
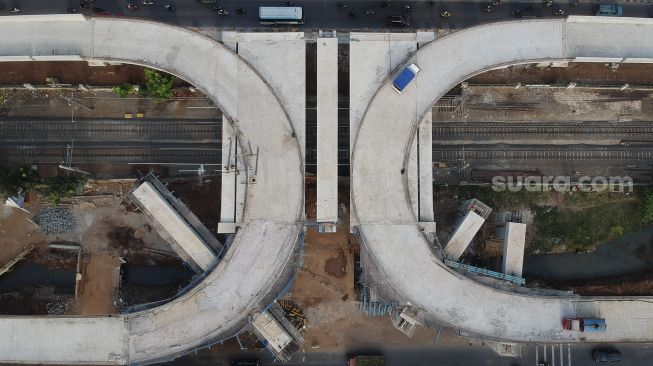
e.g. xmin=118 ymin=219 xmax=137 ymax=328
xmin=595 ymin=4 xmax=623 ymax=16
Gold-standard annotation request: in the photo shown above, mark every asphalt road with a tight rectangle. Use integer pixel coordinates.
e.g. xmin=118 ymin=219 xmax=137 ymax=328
xmin=170 ymin=342 xmax=653 ymax=365
xmin=4 ymin=1 xmax=653 ymax=365
xmin=3 ymin=0 xmax=653 ymax=29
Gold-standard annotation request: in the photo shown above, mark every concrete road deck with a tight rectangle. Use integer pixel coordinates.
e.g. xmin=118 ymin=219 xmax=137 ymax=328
xmin=351 ymin=16 xmax=653 ymax=343
xmin=0 ymin=15 xmax=303 ymax=364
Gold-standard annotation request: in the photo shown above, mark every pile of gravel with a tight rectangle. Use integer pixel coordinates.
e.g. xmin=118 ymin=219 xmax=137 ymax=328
xmin=32 ymin=208 xmax=76 ymax=235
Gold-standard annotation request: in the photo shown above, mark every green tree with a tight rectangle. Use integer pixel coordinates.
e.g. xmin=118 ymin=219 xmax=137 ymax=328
xmin=640 ymin=191 xmax=653 ymax=225
xmin=142 ymin=69 xmax=174 ymax=101
xmin=37 ymin=175 xmax=84 ymax=205
xmin=0 ymin=166 xmax=40 ymax=198
xmin=112 ymin=82 xmax=136 ymax=98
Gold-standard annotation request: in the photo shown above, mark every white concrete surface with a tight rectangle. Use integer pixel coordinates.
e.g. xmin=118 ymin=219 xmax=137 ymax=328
xmin=349 ymin=33 xmax=417 ymax=229
xmin=132 ymin=182 xmax=217 ymax=272
xmin=418 ymin=113 xmax=434 ymax=225
xmin=502 ymin=222 xmax=526 ymax=277
xmin=0 ymin=17 xmax=303 ymax=364
xmin=316 ymin=37 xmax=339 ymax=227
xmin=444 ymin=211 xmax=485 ymax=260
xmin=251 ymin=311 xmax=292 ymax=354
xmin=236 ymin=33 xmax=306 ymax=162
xmin=218 ymin=122 xmax=244 ymax=233
xmin=351 ymin=17 xmax=653 ymax=343
xmin=0 ymin=317 xmax=127 ymax=364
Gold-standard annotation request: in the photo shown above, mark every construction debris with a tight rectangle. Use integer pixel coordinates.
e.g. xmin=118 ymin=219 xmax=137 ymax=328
xmin=32 ymin=208 xmax=76 ymax=234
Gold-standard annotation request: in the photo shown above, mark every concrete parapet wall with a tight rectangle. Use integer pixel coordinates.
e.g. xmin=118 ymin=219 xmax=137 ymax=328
xmin=351 ymin=17 xmax=653 ymax=343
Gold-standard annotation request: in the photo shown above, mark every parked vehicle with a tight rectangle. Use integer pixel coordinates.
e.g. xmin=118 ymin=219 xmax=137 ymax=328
xmin=593 ymin=348 xmax=622 ymax=363
xmin=562 ymin=317 xmax=606 ymax=332
xmin=392 ymin=63 xmax=420 ymax=93
xmin=387 ymin=15 xmax=410 ymax=27
xmin=348 ymin=355 xmax=384 ymax=366
xmin=142 ymin=0 xmax=154 ymax=5
xmin=595 ymin=4 xmax=623 ymax=16
xmin=127 ymin=3 xmax=139 ymax=10
xmin=164 ymin=4 xmax=175 ymax=11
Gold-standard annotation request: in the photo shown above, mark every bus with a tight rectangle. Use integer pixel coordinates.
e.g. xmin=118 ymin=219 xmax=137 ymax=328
xmin=259 ymin=6 xmax=304 ymax=25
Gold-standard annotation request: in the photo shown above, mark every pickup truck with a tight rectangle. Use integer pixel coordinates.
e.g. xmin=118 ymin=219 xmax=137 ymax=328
xmin=392 ymin=63 xmax=420 ymax=93
xmin=562 ymin=317 xmax=606 ymax=333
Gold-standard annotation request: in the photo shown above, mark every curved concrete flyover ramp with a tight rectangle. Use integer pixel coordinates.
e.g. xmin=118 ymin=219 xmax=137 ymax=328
xmin=0 ymin=15 xmax=303 ymax=365
xmin=351 ymin=16 xmax=653 ymax=343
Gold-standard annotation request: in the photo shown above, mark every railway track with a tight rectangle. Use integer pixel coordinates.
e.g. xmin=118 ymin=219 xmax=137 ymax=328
xmin=0 ymin=119 xmax=221 ymax=142
xmin=0 ymin=145 xmax=221 ymax=164
xmin=432 ymin=121 xmax=653 ymax=141
xmin=433 ymin=144 xmax=653 ymax=161
xmin=0 ymin=119 xmax=222 ymax=165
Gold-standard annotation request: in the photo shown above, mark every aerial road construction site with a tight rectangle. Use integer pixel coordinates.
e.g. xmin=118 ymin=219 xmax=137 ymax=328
xmin=2 ymin=13 xmax=653 ymax=366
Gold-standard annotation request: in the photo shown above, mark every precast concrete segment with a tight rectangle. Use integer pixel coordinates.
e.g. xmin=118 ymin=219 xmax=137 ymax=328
xmin=316 ymin=37 xmax=339 ymax=224
xmin=351 ymin=17 xmax=653 ymax=343
xmin=132 ymin=182 xmax=218 ymax=272
xmin=502 ymin=222 xmax=527 ymax=278
xmin=0 ymin=16 xmax=303 ymax=364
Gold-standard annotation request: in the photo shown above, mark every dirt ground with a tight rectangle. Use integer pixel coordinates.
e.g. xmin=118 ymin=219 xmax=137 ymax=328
xmin=0 ymin=206 xmax=47 ymax=264
xmin=291 ymin=179 xmax=462 ymax=355
xmin=0 ymin=88 xmax=219 ymax=120
xmin=0 ymin=61 xmax=189 ymax=87
xmin=72 ymin=253 xmax=119 ymax=315
xmin=0 ymin=180 xmax=184 ymax=315
xmin=468 ymin=62 xmax=653 ymax=85
xmin=436 ymin=85 xmax=653 ymax=124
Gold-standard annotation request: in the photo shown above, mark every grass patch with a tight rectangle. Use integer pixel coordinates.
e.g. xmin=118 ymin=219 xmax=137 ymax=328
xmin=435 ymin=184 xmax=645 ymax=253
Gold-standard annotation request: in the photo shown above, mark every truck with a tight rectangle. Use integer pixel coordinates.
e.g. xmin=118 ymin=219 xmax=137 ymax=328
xmin=562 ymin=317 xmax=606 ymax=333
xmin=348 ymin=355 xmax=384 ymax=366
xmin=391 ymin=63 xmax=420 ymax=93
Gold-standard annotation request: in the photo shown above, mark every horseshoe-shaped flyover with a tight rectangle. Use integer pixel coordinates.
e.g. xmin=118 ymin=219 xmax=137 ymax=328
xmin=0 ymin=15 xmax=304 ymax=365
xmin=352 ymin=16 xmax=653 ymax=344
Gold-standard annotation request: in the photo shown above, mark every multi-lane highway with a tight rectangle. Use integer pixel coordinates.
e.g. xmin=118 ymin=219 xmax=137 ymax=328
xmin=4 ymin=0 xmax=653 ymax=29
